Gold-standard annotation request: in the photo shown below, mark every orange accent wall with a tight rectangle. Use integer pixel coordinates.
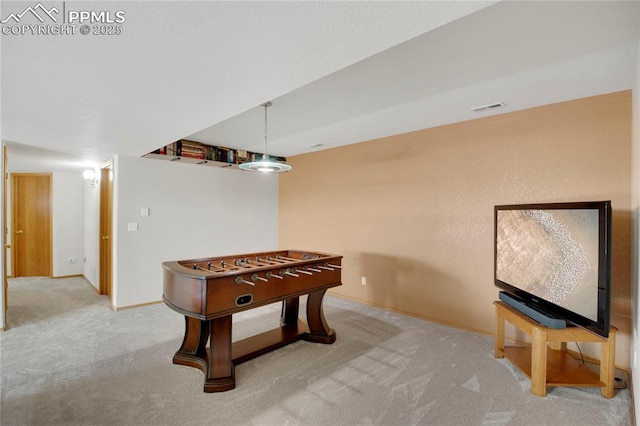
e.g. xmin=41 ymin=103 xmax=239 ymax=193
xmin=279 ymin=91 xmax=632 ymax=368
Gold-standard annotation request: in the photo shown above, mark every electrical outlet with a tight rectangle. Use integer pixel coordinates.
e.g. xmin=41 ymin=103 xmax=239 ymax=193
xmin=361 ymin=276 xmax=367 ymax=286
xmin=127 ymin=222 xmax=139 ymax=231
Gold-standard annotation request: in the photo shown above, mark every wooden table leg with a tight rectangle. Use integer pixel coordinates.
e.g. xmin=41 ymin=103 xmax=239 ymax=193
xmin=548 ymin=340 xmax=563 ymax=351
xmin=281 ymin=297 xmax=300 ymax=326
xmin=173 ymin=316 xmax=209 ymax=369
xmin=600 ymin=328 xmax=616 ymax=398
xmin=495 ymin=308 xmax=505 ymax=358
xmin=304 ymin=289 xmax=336 ymax=344
xmin=204 ymin=315 xmax=235 ymax=392
xmin=531 ymin=326 xmax=548 ymax=397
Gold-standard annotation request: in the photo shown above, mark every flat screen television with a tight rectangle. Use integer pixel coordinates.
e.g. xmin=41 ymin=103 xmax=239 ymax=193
xmin=494 ymin=201 xmax=612 ymax=338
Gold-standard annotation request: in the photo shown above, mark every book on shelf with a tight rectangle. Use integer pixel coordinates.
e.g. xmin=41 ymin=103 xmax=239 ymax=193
xmin=205 ymin=145 xmax=216 ymax=161
xmin=180 ymin=140 xmax=204 ymax=159
xmin=164 ymin=141 xmax=181 ymax=156
xmin=215 ymin=146 xmax=235 ymax=164
xmin=236 ymin=149 xmax=248 ymax=164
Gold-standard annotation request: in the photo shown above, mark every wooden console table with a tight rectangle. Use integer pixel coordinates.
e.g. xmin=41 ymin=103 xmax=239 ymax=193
xmin=494 ymin=301 xmax=616 ymax=397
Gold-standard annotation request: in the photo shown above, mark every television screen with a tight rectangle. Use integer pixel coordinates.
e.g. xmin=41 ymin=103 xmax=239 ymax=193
xmin=494 ymin=201 xmax=611 ymax=337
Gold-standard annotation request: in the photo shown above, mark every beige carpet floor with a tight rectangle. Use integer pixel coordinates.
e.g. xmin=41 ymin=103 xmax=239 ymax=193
xmin=0 ymin=276 xmax=633 ymax=425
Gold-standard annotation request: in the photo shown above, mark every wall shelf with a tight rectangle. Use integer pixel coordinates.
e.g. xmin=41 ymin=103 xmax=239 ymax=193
xmin=142 ymin=153 xmax=239 ymax=169
xmin=143 ymin=140 xmax=288 ymax=170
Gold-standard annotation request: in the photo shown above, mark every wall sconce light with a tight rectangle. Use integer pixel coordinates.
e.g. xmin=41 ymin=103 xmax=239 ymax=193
xmin=83 ymin=169 xmax=98 ymax=188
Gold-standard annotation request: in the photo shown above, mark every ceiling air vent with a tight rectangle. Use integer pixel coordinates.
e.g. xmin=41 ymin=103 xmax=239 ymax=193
xmin=470 ymin=102 xmax=506 ymax=113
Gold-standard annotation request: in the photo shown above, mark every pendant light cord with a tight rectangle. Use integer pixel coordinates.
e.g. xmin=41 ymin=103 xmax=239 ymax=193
xmin=262 ymin=102 xmax=272 ymax=160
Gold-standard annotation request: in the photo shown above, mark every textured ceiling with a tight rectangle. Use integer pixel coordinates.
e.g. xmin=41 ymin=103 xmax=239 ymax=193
xmin=187 ymin=1 xmax=640 ymax=157
xmin=2 ymin=1 xmax=638 ymax=171
xmin=2 ymin=0 xmax=497 ymax=170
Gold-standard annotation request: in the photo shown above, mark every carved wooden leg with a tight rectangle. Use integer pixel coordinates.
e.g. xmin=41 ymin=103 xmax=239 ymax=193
xmin=304 ymin=289 xmax=336 ymax=344
xmin=281 ymin=297 xmax=300 ymax=326
xmin=173 ymin=316 xmax=209 ymax=371
xmin=204 ymin=315 xmax=235 ymax=392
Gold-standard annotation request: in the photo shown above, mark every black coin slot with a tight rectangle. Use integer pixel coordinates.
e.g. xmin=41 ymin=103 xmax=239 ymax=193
xmin=235 ymin=294 xmax=253 ymax=307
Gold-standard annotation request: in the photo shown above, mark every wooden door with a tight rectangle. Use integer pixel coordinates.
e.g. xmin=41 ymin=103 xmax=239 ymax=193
xmin=99 ymin=166 xmax=113 ymax=297
xmin=11 ymin=174 xmax=52 ymax=277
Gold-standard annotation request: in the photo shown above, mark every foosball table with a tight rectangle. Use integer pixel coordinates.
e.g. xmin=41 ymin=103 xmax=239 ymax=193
xmin=163 ymin=249 xmax=342 ymax=392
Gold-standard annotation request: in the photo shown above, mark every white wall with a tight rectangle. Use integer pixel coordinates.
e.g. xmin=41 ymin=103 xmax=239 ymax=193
xmin=52 ymin=173 xmax=84 ymax=277
xmin=112 ymin=155 xmax=279 ymax=308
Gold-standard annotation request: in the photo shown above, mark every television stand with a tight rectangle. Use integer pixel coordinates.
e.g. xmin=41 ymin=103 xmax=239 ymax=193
xmin=494 ymin=301 xmax=616 ymax=397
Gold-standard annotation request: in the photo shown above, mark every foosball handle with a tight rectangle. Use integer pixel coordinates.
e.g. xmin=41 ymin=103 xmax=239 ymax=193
xmin=251 ymin=273 xmax=268 ymax=282
xmin=266 ymin=271 xmax=283 ymax=280
xmin=235 ymin=276 xmax=255 ymax=286
xmin=283 ymin=269 xmax=299 ymax=278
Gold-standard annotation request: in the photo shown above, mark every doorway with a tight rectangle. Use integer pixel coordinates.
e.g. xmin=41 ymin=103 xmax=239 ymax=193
xmin=99 ymin=165 xmax=113 ymax=297
xmin=11 ymin=173 xmax=52 ymax=277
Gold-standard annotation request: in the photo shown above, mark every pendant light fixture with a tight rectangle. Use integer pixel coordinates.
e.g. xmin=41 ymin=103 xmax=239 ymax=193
xmin=239 ymin=102 xmax=292 ymax=173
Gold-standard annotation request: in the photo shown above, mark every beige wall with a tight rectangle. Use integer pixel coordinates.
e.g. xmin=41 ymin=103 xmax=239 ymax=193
xmin=279 ymin=91 xmax=632 ymax=368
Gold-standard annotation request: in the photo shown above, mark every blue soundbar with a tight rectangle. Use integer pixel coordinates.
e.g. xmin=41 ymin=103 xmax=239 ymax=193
xmin=499 ymin=291 xmax=566 ymax=329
